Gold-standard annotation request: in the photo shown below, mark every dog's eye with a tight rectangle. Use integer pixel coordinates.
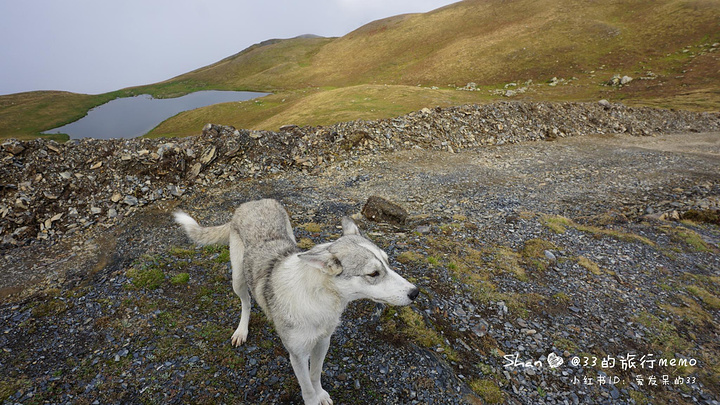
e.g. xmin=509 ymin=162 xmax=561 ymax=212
xmin=368 ymin=271 xmax=380 ymax=278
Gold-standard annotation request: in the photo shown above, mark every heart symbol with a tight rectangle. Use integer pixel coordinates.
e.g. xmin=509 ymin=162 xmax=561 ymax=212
xmin=547 ymin=352 xmax=564 ymax=369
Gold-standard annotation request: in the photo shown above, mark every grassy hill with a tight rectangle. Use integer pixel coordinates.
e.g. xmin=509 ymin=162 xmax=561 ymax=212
xmin=2 ymin=0 xmax=719 ymax=139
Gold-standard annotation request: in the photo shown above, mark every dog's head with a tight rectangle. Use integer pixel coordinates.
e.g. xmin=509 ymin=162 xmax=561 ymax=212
xmin=298 ymin=217 xmax=419 ymax=306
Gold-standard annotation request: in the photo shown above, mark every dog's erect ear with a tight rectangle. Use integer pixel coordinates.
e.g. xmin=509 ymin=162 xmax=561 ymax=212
xmin=341 ymin=216 xmax=361 ymax=236
xmin=298 ymin=248 xmax=343 ymax=276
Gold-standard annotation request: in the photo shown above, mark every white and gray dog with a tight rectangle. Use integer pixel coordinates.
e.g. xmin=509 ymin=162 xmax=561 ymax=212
xmin=174 ymin=199 xmax=419 ymax=404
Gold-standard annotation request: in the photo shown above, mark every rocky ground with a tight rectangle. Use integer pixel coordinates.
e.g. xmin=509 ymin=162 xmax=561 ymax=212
xmin=1 ymin=101 xmax=719 ymax=404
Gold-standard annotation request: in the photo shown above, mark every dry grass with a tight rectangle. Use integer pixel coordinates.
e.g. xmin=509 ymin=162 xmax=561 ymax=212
xmin=576 ymin=256 xmax=603 ymax=276
xmin=541 ymin=214 xmax=655 ymax=246
xmin=0 ymin=91 xmax=111 ymax=140
xmin=146 ymin=84 xmax=489 ymax=137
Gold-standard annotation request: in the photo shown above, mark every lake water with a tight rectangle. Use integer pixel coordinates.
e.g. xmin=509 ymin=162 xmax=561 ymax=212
xmin=43 ymin=90 xmax=269 ymax=139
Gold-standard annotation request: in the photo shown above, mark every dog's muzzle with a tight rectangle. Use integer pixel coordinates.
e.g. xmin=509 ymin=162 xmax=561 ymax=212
xmin=408 ymin=287 xmax=420 ymax=301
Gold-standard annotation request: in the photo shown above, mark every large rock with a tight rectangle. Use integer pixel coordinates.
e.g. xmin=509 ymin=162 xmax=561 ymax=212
xmin=361 ymin=196 xmax=408 ymax=225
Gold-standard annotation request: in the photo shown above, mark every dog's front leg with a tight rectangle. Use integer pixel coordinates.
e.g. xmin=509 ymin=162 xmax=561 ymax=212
xmin=289 ymin=350 xmax=332 ymax=405
xmin=310 ymin=335 xmax=332 ymax=404
xmin=289 ymin=352 xmax=316 ymax=404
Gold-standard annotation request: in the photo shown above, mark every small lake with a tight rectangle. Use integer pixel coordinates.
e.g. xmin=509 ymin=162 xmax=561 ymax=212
xmin=43 ymin=90 xmax=269 ymax=139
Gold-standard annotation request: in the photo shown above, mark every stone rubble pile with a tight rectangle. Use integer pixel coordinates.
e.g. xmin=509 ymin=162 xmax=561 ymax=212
xmin=1 ymin=101 xmax=718 ymax=247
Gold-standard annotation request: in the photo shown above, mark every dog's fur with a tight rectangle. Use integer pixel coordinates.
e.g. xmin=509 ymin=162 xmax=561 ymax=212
xmin=174 ymin=199 xmax=419 ymax=405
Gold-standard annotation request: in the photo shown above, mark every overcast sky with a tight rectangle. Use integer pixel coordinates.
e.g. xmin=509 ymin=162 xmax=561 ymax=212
xmin=0 ymin=0 xmax=458 ymax=96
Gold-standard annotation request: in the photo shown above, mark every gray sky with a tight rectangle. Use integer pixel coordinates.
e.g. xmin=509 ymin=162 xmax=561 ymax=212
xmin=0 ymin=0 xmax=458 ymax=96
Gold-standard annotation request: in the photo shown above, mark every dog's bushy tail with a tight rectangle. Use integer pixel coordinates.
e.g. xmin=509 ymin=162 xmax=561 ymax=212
xmin=174 ymin=211 xmax=231 ymax=246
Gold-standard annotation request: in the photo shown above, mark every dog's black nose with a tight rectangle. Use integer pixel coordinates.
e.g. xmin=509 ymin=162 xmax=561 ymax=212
xmin=408 ymin=287 xmax=420 ymax=301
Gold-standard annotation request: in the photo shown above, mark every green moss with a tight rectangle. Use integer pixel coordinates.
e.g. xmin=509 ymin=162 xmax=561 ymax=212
xmin=197 ymin=323 xmax=230 ymax=346
xmin=521 ymin=238 xmax=558 ymax=272
xmin=521 ymin=238 xmax=558 ymax=259
xmin=31 ymin=299 xmax=69 ymax=318
xmin=686 ymin=286 xmax=720 ymax=310
xmin=554 ymin=338 xmax=579 ymax=353
xmin=674 ymin=227 xmax=713 ymax=252
xmin=170 ymin=272 xmax=190 ymax=285
xmin=552 ymin=292 xmax=571 ymax=304
xmin=202 ymin=245 xmax=226 ymax=256
xmin=300 ymin=222 xmax=323 ymax=233
xmin=382 ymin=307 xmax=458 ymax=362
xmin=168 ymin=246 xmax=195 ymax=258
xmin=155 ymin=311 xmax=178 ymax=331
xmin=491 ymin=246 xmax=527 ymax=281
xmin=629 ymin=389 xmax=650 ymax=404
xmin=634 ymin=311 xmax=693 ymax=361
xmin=469 ymin=379 xmax=505 ymax=404
xmin=682 ymin=209 xmax=720 ymax=225
xmin=541 ymin=214 xmax=655 ymax=246
xmin=297 ymin=237 xmax=315 ymax=249
xmin=213 ymin=248 xmax=230 ymax=264
xmin=541 ymin=215 xmax=573 ymax=234
xmin=126 ymin=267 xmax=165 ymax=290
xmin=396 ymin=251 xmax=424 ymax=264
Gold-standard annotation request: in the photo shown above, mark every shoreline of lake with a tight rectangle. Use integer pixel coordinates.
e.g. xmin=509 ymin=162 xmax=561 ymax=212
xmin=42 ymin=90 xmax=269 ymax=139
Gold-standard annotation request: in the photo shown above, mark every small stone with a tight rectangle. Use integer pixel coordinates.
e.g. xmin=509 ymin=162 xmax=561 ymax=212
xmin=90 ymin=161 xmax=102 ymax=170
xmin=188 ymin=163 xmax=202 ymax=179
xmin=111 ymin=193 xmax=123 ymax=203
xmin=167 ymin=185 xmax=184 ymax=197
xmin=123 ymin=195 xmax=138 ymax=206
xmin=544 ymin=250 xmax=557 ymax=262
xmin=199 ymin=146 xmax=217 ymax=165
xmin=415 ymin=225 xmax=432 ymax=234
xmin=472 ymin=320 xmax=489 ymax=337
xmin=2 ymin=141 xmax=25 ymax=155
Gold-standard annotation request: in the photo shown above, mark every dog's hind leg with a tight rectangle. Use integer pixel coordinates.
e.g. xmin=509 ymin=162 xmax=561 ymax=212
xmin=229 ymin=232 xmax=251 ymax=346
xmin=310 ymin=335 xmax=332 ymax=404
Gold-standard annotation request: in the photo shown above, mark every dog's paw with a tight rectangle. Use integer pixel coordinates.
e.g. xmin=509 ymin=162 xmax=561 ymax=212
xmin=316 ymin=390 xmax=333 ymax=405
xmin=231 ymin=328 xmax=248 ymax=347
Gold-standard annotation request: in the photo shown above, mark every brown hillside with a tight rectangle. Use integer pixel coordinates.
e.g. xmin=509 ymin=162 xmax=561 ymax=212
xmin=173 ymin=0 xmax=719 ymax=90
